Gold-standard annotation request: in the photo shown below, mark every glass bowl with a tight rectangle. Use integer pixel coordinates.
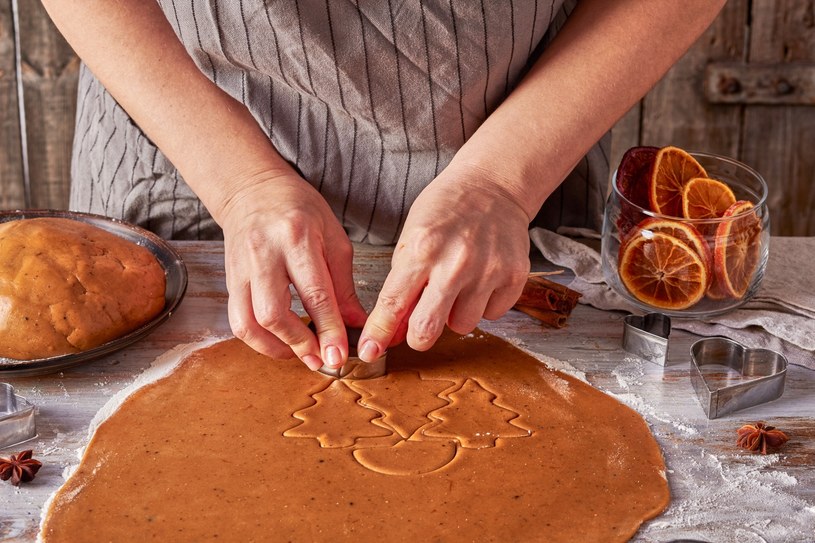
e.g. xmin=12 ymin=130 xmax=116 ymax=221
xmin=601 ymin=152 xmax=770 ymax=318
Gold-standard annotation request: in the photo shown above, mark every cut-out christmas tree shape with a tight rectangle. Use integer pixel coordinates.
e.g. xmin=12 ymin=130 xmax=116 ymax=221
xmin=283 ymin=373 xmax=533 ymax=475
xmin=283 ymin=380 xmax=392 ymax=448
xmin=423 ymin=378 xmax=531 ymax=449
xmin=351 ymin=372 xmax=456 ymax=439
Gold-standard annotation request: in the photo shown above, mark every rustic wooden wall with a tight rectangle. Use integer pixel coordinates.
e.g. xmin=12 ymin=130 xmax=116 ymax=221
xmin=0 ymin=0 xmax=77 ymax=211
xmin=1 ymin=1 xmax=813 ymax=235
xmin=19 ymin=0 xmax=78 ymax=209
xmin=0 ymin=0 xmax=25 ymax=209
xmin=611 ymin=0 xmax=815 ymax=237
xmin=743 ymin=0 xmax=815 ymax=236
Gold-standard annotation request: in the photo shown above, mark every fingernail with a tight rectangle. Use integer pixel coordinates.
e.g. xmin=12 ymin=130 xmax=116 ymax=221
xmin=358 ymin=339 xmax=379 ymax=363
xmin=302 ymin=354 xmax=323 ymax=371
xmin=325 ymin=345 xmax=342 ymax=368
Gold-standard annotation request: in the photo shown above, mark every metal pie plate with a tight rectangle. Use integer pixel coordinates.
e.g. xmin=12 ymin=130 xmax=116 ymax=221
xmin=0 ymin=210 xmax=187 ymax=377
xmin=0 ymin=383 xmax=36 ymax=449
xmin=690 ymin=336 xmax=787 ymax=419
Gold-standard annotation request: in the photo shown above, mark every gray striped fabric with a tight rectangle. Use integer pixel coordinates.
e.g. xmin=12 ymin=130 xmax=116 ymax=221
xmin=69 ymin=0 xmax=609 ymax=242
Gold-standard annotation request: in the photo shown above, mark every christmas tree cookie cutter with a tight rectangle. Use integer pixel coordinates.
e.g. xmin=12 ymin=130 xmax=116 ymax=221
xmin=308 ymin=322 xmax=387 ymax=380
xmin=0 ymin=383 xmax=37 ymax=449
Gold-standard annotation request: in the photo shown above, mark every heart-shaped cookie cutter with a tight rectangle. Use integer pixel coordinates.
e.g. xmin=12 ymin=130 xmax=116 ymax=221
xmin=622 ymin=313 xmax=671 ymax=366
xmin=0 ymin=383 xmax=37 ymax=449
xmin=690 ymin=337 xmax=787 ymax=419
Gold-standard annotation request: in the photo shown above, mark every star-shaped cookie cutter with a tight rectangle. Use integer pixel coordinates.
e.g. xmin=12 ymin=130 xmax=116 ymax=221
xmin=0 ymin=383 xmax=37 ymax=449
xmin=690 ymin=337 xmax=787 ymax=419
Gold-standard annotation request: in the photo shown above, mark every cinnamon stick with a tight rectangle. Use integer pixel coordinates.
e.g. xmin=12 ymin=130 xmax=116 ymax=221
xmin=512 ymin=275 xmax=582 ymax=328
xmin=513 ymin=305 xmax=568 ymax=328
xmin=515 ymin=282 xmax=561 ymax=311
xmin=516 ymin=276 xmax=581 ymax=311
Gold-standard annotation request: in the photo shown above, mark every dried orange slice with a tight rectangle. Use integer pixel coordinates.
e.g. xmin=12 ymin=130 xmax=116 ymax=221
xmin=619 ymin=231 xmax=709 ymax=310
xmin=649 ymin=146 xmax=707 ymax=217
xmin=714 ymin=201 xmax=762 ymax=298
xmin=681 ymin=177 xmax=736 ymax=219
xmin=616 ymin=146 xmax=658 ymax=209
xmin=615 ymin=146 xmax=660 ymax=239
xmin=630 ymin=217 xmax=712 ymax=275
xmin=706 ymin=271 xmax=731 ymax=300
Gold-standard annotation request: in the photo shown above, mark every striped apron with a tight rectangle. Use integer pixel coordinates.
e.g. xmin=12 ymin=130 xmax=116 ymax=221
xmin=69 ymin=0 xmax=610 ymax=242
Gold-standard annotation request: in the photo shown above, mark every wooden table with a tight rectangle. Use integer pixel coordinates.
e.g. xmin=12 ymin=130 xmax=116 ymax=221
xmin=2 ymin=242 xmax=814 ymax=542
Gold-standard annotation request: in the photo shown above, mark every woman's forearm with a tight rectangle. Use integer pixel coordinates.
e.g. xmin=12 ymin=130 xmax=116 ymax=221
xmin=40 ymin=0 xmax=292 ymax=224
xmin=449 ymin=0 xmax=727 ymax=221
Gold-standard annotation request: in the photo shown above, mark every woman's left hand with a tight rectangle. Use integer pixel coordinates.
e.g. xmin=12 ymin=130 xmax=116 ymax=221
xmin=357 ymin=165 xmax=531 ymax=361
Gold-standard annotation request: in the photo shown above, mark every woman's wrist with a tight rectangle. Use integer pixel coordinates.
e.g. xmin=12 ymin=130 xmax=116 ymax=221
xmin=444 ymin=140 xmax=565 ymax=222
xmin=209 ymin=165 xmax=316 ymax=230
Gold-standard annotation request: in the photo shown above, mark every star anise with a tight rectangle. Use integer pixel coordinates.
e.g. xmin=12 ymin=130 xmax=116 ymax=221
xmin=736 ymin=422 xmax=789 ymax=455
xmin=0 ymin=450 xmax=43 ymax=486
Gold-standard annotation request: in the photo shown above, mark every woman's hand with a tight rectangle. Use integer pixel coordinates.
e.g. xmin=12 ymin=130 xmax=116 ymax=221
xmin=357 ymin=165 xmax=531 ymax=361
xmin=355 ymin=0 xmax=726 ymax=360
xmin=39 ymin=0 xmax=370 ymax=371
xmin=218 ymin=171 xmax=368 ymax=370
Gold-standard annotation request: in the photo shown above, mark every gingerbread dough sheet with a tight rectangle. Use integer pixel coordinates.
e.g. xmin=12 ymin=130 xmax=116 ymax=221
xmin=41 ymin=330 xmax=669 ymax=542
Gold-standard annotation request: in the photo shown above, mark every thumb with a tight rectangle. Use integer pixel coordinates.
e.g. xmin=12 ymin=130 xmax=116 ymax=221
xmin=358 ymin=269 xmax=424 ymax=362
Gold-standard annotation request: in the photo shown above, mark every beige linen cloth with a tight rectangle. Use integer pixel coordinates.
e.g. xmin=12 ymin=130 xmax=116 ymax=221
xmin=530 ymin=227 xmax=815 ymax=370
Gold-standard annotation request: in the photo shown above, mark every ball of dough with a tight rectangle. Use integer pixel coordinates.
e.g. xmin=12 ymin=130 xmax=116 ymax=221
xmin=0 ymin=218 xmax=166 ymax=360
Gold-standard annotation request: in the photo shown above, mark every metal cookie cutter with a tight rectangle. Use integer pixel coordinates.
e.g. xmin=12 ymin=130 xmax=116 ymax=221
xmin=307 ymin=322 xmax=387 ymax=380
xmin=622 ymin=313 xmax=671 ymax=366
xmin=690 ymin=337 xmax=787 ymax=419
xmin=0 ymin=383 xmax=37 ymax=449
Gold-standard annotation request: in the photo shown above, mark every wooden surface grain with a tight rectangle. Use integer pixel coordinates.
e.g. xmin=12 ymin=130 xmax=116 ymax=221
xmin=1 ymin=241 xmax=814 ymax=542
xmin=609 ymin=0 xmax=815 ymax=238
xmin=608 ymin=0 xmax=748 ymax=179
xmin=0 ymin=0 xmax=25 ymax=209
xmin=18 ymin=0 xmax=77 ymax=210
xmin=639 ymin=0 xmax=746 ymax=158
xmin=743 ymin=0 xmax=815 ymax=237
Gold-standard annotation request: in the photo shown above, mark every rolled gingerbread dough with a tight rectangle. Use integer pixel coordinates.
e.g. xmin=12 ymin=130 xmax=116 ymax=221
xmin=41 ymin=329 xmax=669 ymax=541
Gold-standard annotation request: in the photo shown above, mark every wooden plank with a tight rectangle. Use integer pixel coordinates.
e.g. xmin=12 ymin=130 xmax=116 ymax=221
xmin=1 ymin=242 xmax=814 ymax=541
xmin=18 ymin=0 xmax=78 ymax=210
xmin=705 ymin=61 xmax=815 ymax=105
xmin=742 ymin=0 xmax=815 ymax=236
xmin=611 ymin=3 xmax=751 ymax=183
xmin=610 ymin=3 xmax=747 ymax=183
xmin=640 ymin=0 xmax=747 ymax=157
xmin=0 ymin=0 xmax=25 ymax=209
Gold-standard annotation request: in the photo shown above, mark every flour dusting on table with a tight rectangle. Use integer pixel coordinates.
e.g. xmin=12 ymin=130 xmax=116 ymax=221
xmin=641 ymin=449 xmax=815 ymax=542
xmin=605 ymin=353 xmax=815 ymax=541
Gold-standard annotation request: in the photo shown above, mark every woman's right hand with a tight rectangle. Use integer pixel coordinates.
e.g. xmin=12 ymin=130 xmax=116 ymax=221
xmin=216 ymin=170 xmax=368 ymax=371
xmin=39 ymin=1 xmax=368 ymax=371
